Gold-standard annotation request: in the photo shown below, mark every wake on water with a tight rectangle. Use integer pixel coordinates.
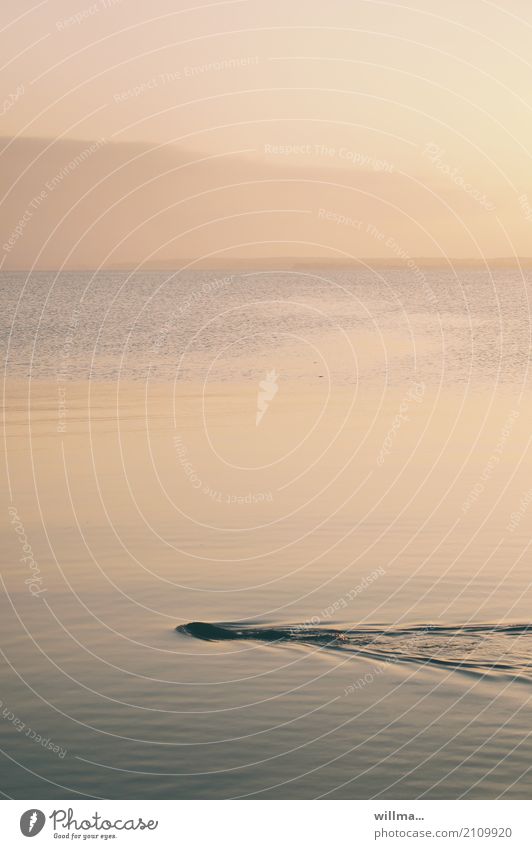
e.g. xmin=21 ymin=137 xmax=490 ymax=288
xmin=176 ymin=621 xmax=532 ymax=681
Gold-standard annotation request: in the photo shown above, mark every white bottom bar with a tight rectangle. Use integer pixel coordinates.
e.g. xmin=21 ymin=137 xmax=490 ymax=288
xmin=2 ymin=799 xmax=532 ymax=848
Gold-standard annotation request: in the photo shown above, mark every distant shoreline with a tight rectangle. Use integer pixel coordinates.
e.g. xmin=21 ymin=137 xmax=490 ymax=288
xmin=4 ymin=258 xmax=532 ymax=273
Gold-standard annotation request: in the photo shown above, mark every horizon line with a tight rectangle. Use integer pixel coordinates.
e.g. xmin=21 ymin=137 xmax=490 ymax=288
xmin=4 ymin=257 xmax=532 ymax=273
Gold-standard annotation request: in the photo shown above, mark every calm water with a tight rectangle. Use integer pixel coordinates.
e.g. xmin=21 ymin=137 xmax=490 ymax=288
xmin=2 ymin=268 xmax=532 ymax=799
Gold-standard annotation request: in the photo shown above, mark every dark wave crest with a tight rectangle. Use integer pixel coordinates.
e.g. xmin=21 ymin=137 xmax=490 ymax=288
xmin=176 ymin=621 xmax=532 ymax=680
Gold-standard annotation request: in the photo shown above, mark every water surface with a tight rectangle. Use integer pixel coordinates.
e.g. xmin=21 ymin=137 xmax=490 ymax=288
xmin=2 ymin=268 xmax=532 ymax=799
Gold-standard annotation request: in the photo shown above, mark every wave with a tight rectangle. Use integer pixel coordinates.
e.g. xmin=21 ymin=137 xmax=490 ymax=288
xmin=176 ymin=621 xmax=532 ymax=680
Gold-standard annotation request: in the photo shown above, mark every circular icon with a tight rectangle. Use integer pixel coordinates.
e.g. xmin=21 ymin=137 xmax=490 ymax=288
xmin=20 ymin=810 xmax=46 ymax=837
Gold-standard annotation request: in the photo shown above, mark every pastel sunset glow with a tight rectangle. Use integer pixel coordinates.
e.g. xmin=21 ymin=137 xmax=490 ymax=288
xmin=2 ymin=0 xmax=532 ymax=269
xmin=3 ymin=0 xmax=532 ymax=814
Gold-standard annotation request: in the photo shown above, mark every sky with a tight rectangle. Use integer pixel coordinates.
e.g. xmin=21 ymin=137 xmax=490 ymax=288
xmin=2 ymin=0 xmax=532 ymax=269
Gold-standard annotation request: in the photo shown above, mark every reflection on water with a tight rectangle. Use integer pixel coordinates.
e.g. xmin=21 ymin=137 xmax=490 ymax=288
xmin=2 ymin=268 xmax=532 ymax=386
xmin=2 ymin=269 xmax=532 ymax=799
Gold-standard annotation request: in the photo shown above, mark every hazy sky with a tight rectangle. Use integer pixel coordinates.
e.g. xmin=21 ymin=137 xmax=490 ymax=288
xmin=2 ymin=0 xmax=532 ymax=268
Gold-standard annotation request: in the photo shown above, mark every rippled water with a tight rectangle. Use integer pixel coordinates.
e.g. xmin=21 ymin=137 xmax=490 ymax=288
xmin=2 ymin=268 xmax=532 ymax=799
xmin=2 ymin=267 xmax=532 ymax=385
xmin=178 ymin=621 xmax=532 ymax=682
